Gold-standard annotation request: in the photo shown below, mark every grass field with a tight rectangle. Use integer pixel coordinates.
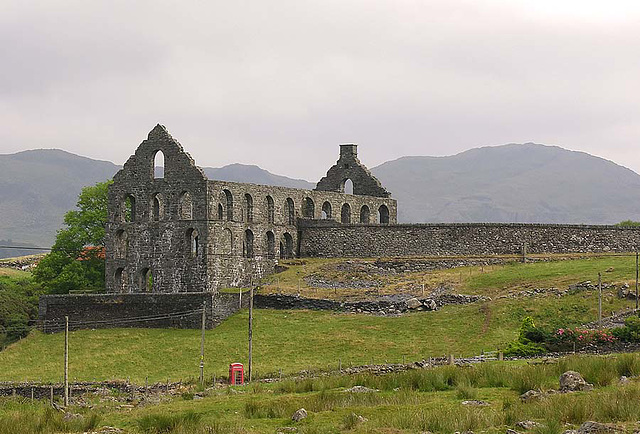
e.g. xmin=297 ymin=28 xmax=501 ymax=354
xmin=2 ymin=354 xmax=640 ymax=434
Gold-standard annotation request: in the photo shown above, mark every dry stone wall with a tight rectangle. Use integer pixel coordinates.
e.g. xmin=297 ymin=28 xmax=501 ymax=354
xmin=298 ymin=221 xmax=640 ymax=257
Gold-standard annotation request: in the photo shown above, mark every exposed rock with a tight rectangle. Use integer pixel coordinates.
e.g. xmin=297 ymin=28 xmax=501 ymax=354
xmin=619 ymin=376 xmax=630 ymax=385
xmin=291 ymin=408 xmax=307 ymax=422
xmin=461 ymin=400 xmax=489 ymax=406
xmin=563 ymin=430 xmax=578 ymax=434
xmin=344 ymin=386 xmax=379 ymax=393
xmin=506 ymin=430 xmax=522 ymax=434
xmin=406 ymin=298 xmax=422 ymax=309
xmin=519 ymin=389 xmax=544 ymax=402
xmin=577 ymin=421 xmax=620 ymax=434
xmin=63 ymin=412 xmax=82 ymax=421
xmin=560 ymin=371 xmax=593 ymax=392
xmin=516 ymin=420 xmax=540 ymax=430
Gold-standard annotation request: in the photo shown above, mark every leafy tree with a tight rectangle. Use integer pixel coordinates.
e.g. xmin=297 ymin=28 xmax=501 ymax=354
xmin=615 ymin=220 xmax=640 ymax=227
xmin=33 ymin=180 xmax=112 ymax=294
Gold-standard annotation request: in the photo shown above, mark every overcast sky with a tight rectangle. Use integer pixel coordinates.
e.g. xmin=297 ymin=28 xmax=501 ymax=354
xmin=1 ymin=0 xmax=639 ymax=181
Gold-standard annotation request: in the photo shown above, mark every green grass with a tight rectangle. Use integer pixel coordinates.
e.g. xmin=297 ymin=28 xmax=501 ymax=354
xmin=2 ymin=354 xmax=640 ymax=434
xmin=0 ymin=285 xmax=633 ymax=383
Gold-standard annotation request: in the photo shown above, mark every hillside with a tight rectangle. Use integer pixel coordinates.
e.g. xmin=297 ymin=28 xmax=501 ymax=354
xmin=372 ymin=143 xmax=640 ymax=224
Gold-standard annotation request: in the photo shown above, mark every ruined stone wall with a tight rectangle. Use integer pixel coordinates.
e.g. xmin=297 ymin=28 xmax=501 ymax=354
xmin=38 ymin=292 xmax=249 ymax=332
xmin=105 ymin=125 xmax=210 ymax=294
xmin=298 ymin=221 xmax=640 ymax=257
xmin=205 ymin=180 xmax=397 ymax=287
xmin=104 ymin=125 xmax=397 ymax=293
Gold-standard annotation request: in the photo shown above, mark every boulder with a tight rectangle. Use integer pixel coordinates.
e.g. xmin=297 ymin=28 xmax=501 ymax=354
xmin=519 ymin=389 xmax=543 ymax=402
xmin=291 ymin=408 xmax=307 ymax=422
xmin=516 ymin=420 xmax=539 ymax=430
xmin=577 ymin=421 xmax=619 ymax=434
xmin=406 ymin=298 xmax=422 ymax=309
xmin=461 ymin=400 xmax=489 ymax=406
xmin=559 ymin=371 xmax=593 ymax=392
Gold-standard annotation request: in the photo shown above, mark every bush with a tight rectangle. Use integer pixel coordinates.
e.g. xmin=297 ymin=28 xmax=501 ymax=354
xmin=504 ymin=317 xmax=548 ymax=357
xmin=611 ymin=317 xmax=640 ymax=342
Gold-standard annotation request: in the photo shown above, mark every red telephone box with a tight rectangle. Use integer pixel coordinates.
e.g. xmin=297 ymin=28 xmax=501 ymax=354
xmin=229 ymin=363 xmax=244 ymax=385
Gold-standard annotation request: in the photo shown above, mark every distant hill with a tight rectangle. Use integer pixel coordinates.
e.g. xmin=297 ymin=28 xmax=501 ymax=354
xmin=0 ymin=149 xmax=313 ymax=257
xmin=371 ymin=143 xmax=640 ymax=224
xmin=2 ymin=143 xmax=639 ymax=259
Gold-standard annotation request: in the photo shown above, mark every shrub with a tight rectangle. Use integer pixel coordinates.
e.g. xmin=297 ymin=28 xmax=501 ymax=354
xmin=611 ymin=317 xmax=640 ymax=342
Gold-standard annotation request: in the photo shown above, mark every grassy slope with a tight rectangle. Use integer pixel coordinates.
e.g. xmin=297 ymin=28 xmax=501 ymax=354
xmin=0 ymin=255 xmax=637 ymax=383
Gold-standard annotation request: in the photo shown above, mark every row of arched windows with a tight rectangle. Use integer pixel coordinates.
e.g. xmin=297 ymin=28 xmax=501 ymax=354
xmin=121 ymin=190 xmax=390 ymax=225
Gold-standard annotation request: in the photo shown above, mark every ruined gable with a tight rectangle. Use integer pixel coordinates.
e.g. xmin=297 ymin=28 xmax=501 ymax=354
xmin=315 ymin=144 xmax=391 ymax=198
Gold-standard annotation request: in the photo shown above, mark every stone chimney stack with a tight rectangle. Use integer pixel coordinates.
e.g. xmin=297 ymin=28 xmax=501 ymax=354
xmin=340 ymin=144 xmax=358 ymax=159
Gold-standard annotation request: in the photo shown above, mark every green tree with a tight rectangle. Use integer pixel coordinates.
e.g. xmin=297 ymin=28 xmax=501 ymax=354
xmin=615 ymin=220 xmax=640 ymax=227
xmin=33 ymin=180 xmax=112 ymax=294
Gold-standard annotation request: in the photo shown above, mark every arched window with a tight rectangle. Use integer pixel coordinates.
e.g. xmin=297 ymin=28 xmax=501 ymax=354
xmin=115 ymin=229 xmax=128 ymax=258
xmin=343 ymin=179 xmax=354 ymax=195
xmin=244 ymin=229 xmax=254 ymax=258
xmin=115 ymin=268 xmax=126 ymax=293
xmin=217 ymin=203 xmax=224 ymax=220
xmin=341 ymin=203 xmax=351 ymax=224
xmin=285 ymin=198 xmax=295 ymax=225
xmin=282 ymin=233 xmax=294 ymax=259
xmin=179 ymin=191 xmax=193 ymax=220
xmin=222 ymin=228 xmax=233 ymax=255
xmin=322 ymin=201 xmax=332 ymax=219
xmin=245 ymin=193 xmax=253 ymax=222
xmin=186 ymin=228 xmax=199 ymax=257
xmin=223 ymin=190 xmax=233 ymax=221
xmin=360 ymin=205 xmax=370 ymax=223
xmin=139 ymin=268 xmax=152 ymax=292
xmin=153 ymin=150 xmax=165 ymax=179
xmin=266 ymin=196 xmax=275 ymax=223
xmin=378 ymin=204 xmax=390 ymax=225
xmin=302 ymin=197 xmax=315 ymax=218
xmin=152 ymin=193 xmax=165 ymax=221
xmin=266 ymin=231 xmax=275 ymax=259
xmin=122 ymin=195 xmax=136 ymax=223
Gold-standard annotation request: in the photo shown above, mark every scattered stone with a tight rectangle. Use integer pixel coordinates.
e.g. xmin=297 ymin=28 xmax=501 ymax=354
xmin=344 ymin=386 xmax=379 ymax=393
xmin=63 ymin=412 xmax=82 ymax=421
xmin=520 ymin=389 xmax=544 ymax=402
xmin=291 ymin=408 xmax=307 ymax=422
xmin=563 ymin=430 xmax=578 ymax=434
xmin=577 ymin=421 xmax=620 ymax=434
xmin=560 ymin=371 xmax=593 ymax=392
xmin=619 ymin=376 xmax=630 ymax=385
xmin=516 ymin=420 xmax=540 ymax=430
xmin=406 ymin=298 xmax=422 ymax=309
xmin=506 ymin=430 xmax=522 ymax=434
xmin=461 ymin=400 xmax=489 ymax=406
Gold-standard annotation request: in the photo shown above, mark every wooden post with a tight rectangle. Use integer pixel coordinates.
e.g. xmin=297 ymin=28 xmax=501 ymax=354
xmin=421 ymin=284 xmax=425 ymax=296
xmin=498 ymin=351 xmax=503 ymax=361
xmin=598 ymin=272 xmax=602 ymax=329
xmin=402 ymin=354 xmax=406 ymax=364
xmin=31 ymin=387 xmax=34 ymax=402
xmin=636 ymin=248 xmax=640 ymax=315
xmin=50 ymin=385 xmax=53 ymax=405
xmin=239 ymin=287 xmax=242 ymax=308
xmin=448 ymin=354 xmax=454 ymax=365
xmin=64 ymin=316 xmax=69 ymax=407
xmin=338 ymin=358 xmax=342 ymax=371
xmin=200 ymin=302 xmax=206 ymax=387
xmin=248 ymin=285 xmax=254 ymax=382
xmin=145 ymin=376 xmax=148 ymax=395
xmin=522 ymin=242 xmax=527 ymax=263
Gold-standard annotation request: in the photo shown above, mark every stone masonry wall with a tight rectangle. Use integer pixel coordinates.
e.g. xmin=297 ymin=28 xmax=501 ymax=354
xmin=298 ymin=221 xmax=640 ymax=257
xmin=38 ymin=292 xmax=249 ymax=332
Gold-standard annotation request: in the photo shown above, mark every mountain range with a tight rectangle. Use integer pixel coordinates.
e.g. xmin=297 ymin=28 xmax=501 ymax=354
xmin=1 ymin=144 xmax=639 ymax=258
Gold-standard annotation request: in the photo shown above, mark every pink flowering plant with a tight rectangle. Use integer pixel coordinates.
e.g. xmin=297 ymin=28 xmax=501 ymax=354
xmin=550 ymin=327 xmax=616 ymax=350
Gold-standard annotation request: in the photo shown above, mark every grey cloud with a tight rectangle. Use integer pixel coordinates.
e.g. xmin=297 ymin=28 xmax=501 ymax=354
xmin=0 ymin=0 xmax=639 ymax=181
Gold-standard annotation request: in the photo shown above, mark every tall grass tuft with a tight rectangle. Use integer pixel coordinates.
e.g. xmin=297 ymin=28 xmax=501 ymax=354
xmin=137 ymin=411 xmax=202 ymax=433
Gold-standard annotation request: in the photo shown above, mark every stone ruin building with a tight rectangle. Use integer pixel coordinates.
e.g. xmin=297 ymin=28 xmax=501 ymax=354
xmin=40 ymin=124 xmax=640 ymax=329
xmin=105 ymin=124 xmax=397 ymax=293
